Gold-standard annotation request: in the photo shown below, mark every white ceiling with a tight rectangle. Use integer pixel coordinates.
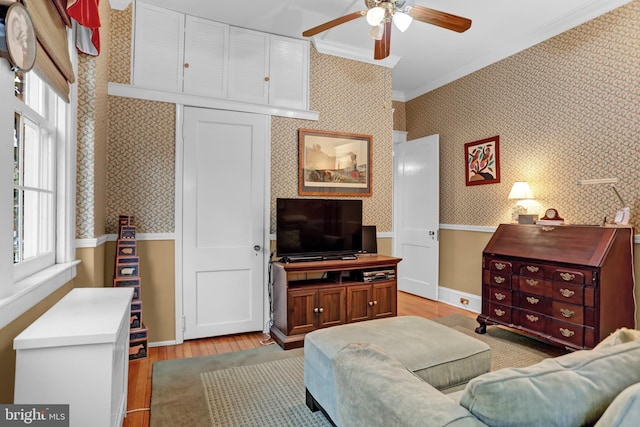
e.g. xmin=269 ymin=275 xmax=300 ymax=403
xmin=140 ymin=0 xmax=631 ymax=101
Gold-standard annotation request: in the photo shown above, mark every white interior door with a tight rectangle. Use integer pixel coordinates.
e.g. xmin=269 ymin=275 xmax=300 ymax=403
xmin=393 ymin=134 xmax=440 ymax=300
xmin=182 ymin=107 xmax=266 ymax=339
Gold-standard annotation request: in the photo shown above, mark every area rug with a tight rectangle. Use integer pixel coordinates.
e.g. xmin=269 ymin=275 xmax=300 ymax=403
xmin=150 ymin=315 xmax=567 ymax=427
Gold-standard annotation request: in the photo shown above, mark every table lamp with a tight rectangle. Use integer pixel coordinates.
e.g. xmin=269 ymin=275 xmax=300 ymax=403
xmin=508 ymin=181 xmax=534 ymax=223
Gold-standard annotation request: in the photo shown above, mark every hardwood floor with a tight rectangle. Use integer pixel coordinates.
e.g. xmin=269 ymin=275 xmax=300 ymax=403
xmin=123 ymin=291 xmax=477 ymax=427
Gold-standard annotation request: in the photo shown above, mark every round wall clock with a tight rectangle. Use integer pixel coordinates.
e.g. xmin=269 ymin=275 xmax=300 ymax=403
xmin=1 ymin=3 xmax=37 ymax=71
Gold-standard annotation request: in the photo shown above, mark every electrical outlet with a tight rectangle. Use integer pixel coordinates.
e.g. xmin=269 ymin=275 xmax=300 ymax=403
xmin=460 ymin=297 xmax=469 ymax=305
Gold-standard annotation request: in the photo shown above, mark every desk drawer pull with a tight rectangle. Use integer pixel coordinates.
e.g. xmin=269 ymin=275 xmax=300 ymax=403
xmin=494 ymin=276 xmax=506 ymax=284
xmin=560 ymin=272 xmax=575 ymax=282
xmin=559 ymin=327 xmax=575 ymax=338
xmin=526 ymin=314 xmax=539 ymax=322
xmin=494 ymin=292 xmax=506 ymax=301
xmin=560 ymin=308 xmax=575 ymax=318
xmin=559 ymin=288 xmax=575 ymax=298
xmin=526 ymin=266 xmax=540 ymax=273
xmin=526 ymin=279 xmax=539 ymax=287
xmin=495 ymin=262 xmax=506 ymax=271
xmin=494 ymin=308 xmax=506 ymax=317
xmin=526 ymin=296 xmax=540 ymax=305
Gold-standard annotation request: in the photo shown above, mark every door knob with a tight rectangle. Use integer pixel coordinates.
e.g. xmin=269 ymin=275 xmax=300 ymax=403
xmin=254 ymin=245 xmax=261 ymax=251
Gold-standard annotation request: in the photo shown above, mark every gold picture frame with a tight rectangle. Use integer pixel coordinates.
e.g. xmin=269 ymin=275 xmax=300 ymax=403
xmin=298 ymin=128 xmax=372 ymax=196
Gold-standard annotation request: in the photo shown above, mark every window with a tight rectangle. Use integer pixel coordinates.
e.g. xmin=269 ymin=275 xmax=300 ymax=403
xmin=13 ymin=71 xmax=59 ymax=281
xmin=0 ymin=7 xmax=77 ymax=330
xmin=0 ymin=63 xmax=77 ymax=329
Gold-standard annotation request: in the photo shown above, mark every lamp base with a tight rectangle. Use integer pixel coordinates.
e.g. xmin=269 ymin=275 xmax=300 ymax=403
xmin=511 ymin=204 xmax=526 ymax=222
xmin=518 ymin=214 xmax=539 ymax=224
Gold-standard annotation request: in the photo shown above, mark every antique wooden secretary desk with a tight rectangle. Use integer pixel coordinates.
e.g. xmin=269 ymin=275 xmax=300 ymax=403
xmin=476 ymin=224 xmax=635 ymax=350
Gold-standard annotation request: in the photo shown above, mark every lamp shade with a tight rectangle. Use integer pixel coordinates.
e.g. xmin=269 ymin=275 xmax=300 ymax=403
xmin=393 ymin=12 xmax=412 ymax=32
xmin=368 ymin=24 xmax=384 ymax=40
xmin=366 ymin=7 xmax=385 ymax=26
xmin=508 ymin=182 xmax=534 ymax=200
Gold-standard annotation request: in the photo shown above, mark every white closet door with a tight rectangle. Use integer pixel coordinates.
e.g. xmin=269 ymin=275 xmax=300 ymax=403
xmin=228 ymin=27 xmax=269 ymax=105
xmin=133 ymin=2 xmax=185 ymax=92
xmin=182 ymin=108 xmax=266 ymax=339
xmin=269 ymin=36 xmax=308 ymax=110
xmin=183 ymin=16 xmax=229 ymax=98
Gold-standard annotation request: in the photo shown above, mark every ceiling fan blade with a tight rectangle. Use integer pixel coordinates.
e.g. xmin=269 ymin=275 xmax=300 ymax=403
xmin=302 ymin=11 xmax=366 ymax=37
xmin=408 ymin=6 xmax=472 ymax=33
xmin=374 ymin=20 xmax=392 ymax=60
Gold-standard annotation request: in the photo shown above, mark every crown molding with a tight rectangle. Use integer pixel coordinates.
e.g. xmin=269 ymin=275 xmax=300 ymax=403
xmin=312 ymin=39 xmax=400 ymax=69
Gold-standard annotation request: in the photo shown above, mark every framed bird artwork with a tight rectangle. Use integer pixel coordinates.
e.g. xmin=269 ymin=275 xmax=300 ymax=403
xmin=464 ymin=136 xmax=500 ymax=186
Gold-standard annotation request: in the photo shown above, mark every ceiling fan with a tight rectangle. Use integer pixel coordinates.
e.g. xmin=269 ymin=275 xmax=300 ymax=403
xmin=302 ymin=0 xmax=472 ymax=60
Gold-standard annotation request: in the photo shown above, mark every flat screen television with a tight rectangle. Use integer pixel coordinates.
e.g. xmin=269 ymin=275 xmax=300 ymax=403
xmin=276 ymin=198 xmax=363 ymax=260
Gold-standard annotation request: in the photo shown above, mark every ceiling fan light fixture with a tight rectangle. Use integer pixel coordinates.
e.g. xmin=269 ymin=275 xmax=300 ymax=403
xmin=366 ymin=6 xmax=385 ymax=26
xmin=368 ymin=23 xmax=384 ymax=40
xmin=392 ymin=11 xmax=412 ymax=32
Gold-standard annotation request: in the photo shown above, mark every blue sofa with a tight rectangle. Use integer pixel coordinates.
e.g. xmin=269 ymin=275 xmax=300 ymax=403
xmin=331 ymin=329 xmax=640 ymax=427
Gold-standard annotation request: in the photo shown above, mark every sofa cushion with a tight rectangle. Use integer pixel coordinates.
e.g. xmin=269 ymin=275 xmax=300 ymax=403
xmin=333 ymin=343 xmax=488 ymax=427
xmin=595 ymin=382 xmax=640 ymax=427
xmin=304 ymin=316 xmax=490 ymax=423
xmin=460 ymin=341 xmax=640 ymax=427
xmin=595 ymin=328 xmax=640 ymax=349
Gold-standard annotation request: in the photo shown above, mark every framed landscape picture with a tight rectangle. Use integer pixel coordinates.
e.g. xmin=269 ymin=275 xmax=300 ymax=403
xmin=298 ymin=128 xmax=372 ymax=196
xmin=464 ymin=135 xmax=500 ymax=186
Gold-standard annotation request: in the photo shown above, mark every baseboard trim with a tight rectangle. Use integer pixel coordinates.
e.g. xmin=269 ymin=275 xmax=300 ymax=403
xmin=438 ymin=286 xmax=481 ymax=314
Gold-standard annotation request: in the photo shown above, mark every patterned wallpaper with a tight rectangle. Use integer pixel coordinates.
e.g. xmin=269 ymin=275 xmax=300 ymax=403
xmin=109 ymin=5 xmax=132 ymax=85
xmin=76 ymin=52 xmax=97 ymax=239
xmin=76 ymin=0 xmax=112 ymax=239
xmin=392 ymin=100 xmax=406 ymax=132
xmin=106 ymin=97 xmax=176 ymax=234
xmin=406 ymin=0 xmax=639 ymax=230
xmin=271 ymin=47 xmax=394 ymax=233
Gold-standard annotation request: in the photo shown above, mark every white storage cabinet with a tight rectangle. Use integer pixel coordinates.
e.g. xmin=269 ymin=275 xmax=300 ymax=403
xmin=14 ymin=288 xmax=134 ymax=427
xmin=133 ymin=1 xmax=309 ymax=110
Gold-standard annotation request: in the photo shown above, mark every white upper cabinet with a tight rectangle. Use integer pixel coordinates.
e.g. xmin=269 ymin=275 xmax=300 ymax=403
xmin=228 ymin=27 xmax=270 ymax=105
xmin=183 ymin=16 xmax=229 ymax=98
xmin=132 ymin=2 xmax=309 ymax=110
xmin=269 ymin=35 xmax=309 ymax=110
xmin=133 ymin=2 xmax=184 ymax=92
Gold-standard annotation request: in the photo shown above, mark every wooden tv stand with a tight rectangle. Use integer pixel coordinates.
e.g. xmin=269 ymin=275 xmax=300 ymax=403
xmin=270 ymin=255 xmax=402 ymax=349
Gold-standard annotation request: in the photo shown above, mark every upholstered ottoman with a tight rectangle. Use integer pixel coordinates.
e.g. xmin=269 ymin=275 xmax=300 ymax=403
xmin=304 ymin=316 xmax=491 ymax=424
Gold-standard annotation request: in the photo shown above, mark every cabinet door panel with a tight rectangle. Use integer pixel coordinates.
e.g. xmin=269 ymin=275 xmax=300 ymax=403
xmin=184 ymin=16 xmax=229 ymax=97
xmin=318 ymin=287 xmax=346 ymax=328
xmin=268 ymin=35 xmax=308 ymax=109
xmin=287 ymin=288 xmax=316 ymax=335
xmin=372 ymin=282 xmax=397 ymax=318
xmin=228 ymin=27 xmax=269 ymax=104
xmin=133 ymin=2 xmax=184 ymax=92
xmin=347 ymin=284 xmax=371 ymax=323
